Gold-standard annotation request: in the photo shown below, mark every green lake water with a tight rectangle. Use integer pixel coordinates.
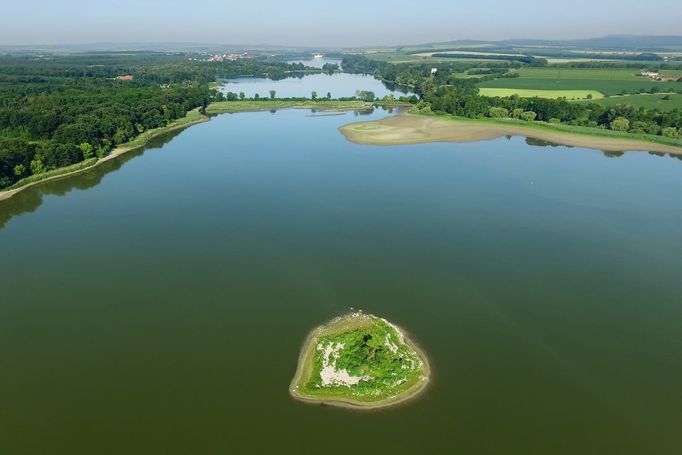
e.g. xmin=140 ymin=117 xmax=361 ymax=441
xmin=1 ymin=108 xmax=681 ymax=454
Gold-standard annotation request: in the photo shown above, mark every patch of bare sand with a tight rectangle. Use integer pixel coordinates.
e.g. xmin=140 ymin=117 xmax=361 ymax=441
xmin=340 ymin=114 xmax=682 ymax=155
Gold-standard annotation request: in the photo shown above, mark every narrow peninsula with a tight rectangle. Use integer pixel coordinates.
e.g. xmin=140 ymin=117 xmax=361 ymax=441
xmin=340 ymin=112 xmax=682 ymax=155
xmin=290 ymin=312 xmax=430 ymax=409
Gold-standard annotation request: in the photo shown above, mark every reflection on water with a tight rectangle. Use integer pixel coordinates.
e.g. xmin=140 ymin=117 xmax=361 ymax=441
xmin=2 ymin=113 xmax=681 ymax=231
xmin=526 ymin=137 xmax=574 ymax=148
xmin=221 ymin=67 xmax=413 ymax=99
xmin=523 ymin=137 xmax=682 ymax=161
xmin=603 ymin=150 xmax=625 ymax=158
xmin=0 ymin=128 xmax=183 ymax=229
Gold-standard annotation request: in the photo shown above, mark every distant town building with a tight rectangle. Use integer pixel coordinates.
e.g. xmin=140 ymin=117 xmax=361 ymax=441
xmin=206 ymin=52 xmax=250 ymax=62
xmin=640 ymin=70 xmax=677 ymax=82
xmin=431 ymin=68 xmax=438 ymax=74
xmin=115 ymin=75 xmax=134 ymax=81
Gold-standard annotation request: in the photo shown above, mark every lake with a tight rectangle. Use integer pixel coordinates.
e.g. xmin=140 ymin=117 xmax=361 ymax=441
xmin=1 ymin=107 xmax=681 ymax=454
xmin=220 ymin=58 xmax=410 ymax=98
xmin=287 ymin=57 xmax=343 ymax=69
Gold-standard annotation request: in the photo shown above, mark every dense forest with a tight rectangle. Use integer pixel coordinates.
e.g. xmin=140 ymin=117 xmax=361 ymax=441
xmin=0 ymin=53 xmax=312 ymax=189
xmin=342 ymin=55 xmax=682 ymax=140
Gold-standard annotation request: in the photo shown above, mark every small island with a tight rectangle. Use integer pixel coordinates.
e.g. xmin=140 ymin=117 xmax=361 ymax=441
xmin=290 ymin=312 xmax=430 ymax=409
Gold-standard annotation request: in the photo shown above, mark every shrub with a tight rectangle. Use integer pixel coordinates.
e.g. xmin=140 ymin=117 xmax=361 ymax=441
xmin=662 ymin=127 xmax=679 ymax=138
xmin=520 ymin=111 xmax=537 ymax=122
xmin=610 ymin=117 xmax=630 ymax=132
xmin=489 ymin=107 xmax=509 ymax=118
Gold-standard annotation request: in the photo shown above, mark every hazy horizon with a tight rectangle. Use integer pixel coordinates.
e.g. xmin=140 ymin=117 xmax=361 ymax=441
xmin=2 ymin=0 xmax=682 ymax=47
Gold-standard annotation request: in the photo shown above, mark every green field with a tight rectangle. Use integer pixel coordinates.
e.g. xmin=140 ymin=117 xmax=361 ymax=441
xmin=480 ymin=88 xmax=604 ymax=100
xmin=509 ymin=68 xmax=644 ymax=80
xmin=479 ymin=67 xmax=682 ymax=96
xmin=369 ymin=53 xmax=510 ymax=64
xmin=661 ymin=69 xmax=682 ymax=78
xmin=578 ymin=93 xmax=682 ymax=111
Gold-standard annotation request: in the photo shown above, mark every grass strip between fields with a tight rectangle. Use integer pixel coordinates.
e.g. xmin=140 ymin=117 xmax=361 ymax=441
xmin=479 ymin=88 xmax=604 ymax=100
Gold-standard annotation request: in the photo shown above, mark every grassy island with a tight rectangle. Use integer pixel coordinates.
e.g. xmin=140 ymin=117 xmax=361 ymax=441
xmin=290 ymin=312 xmax=430 ymax=409
xmin=206 ymin=99 xmax=373 ymax=115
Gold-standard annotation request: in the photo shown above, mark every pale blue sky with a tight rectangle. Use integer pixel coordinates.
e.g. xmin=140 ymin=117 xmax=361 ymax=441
xmin=2 ymin=0 xmax=681 ymax=46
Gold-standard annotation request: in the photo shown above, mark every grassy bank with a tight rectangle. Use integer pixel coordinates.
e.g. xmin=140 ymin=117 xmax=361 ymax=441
xmin=479 ymin=88 xmax=604 ymax=100
xmin=0 ymin=108 xmax=209 ymax=202
xmin=116 ymin=108 xmax=208 ymax=150
xmin=206 ymin=99 xmax=372 ymax=114
xmin=478 ymin=67 xmax=682 ymax=96
xmin=577 ymin=93 xmax=682 ymax=111
xmin=433 ymin=113 xmax=682 ymax=150
xmin=3 ymin=158 xmax=99 ymax=192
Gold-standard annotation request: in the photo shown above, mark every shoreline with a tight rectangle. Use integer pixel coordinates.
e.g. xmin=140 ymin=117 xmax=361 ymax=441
xmin=0 ymin=109 xmax=210 ymax=202
xmin=6 ymin=99 xmax=680 ymax=204
xmin=289 ymin=313 xmax=431 ymax=410
xmin=0 ymin=101 xmax=374 ymax=203
xmin=339 ymin=112 xmax=682 ymax=155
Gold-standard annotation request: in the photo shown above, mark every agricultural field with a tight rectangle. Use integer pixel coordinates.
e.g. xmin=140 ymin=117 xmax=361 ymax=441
xmin=367 ymin=53 xmax=510 ymax=64
xmin=478 ymin=67 xmax=682 ymax=96
xmin=508 ymin=68 xmax=644 ymax=80
xmin=398 ymin=43 xmax=498 ymax=53
xmin=479 ymin=88 xmax=604 ymax=100
xmin=578 ymin=93 xmax=682 ymax=111
xmin=413 ymin=50 xmax=524 ymax=58
xmin=543 ymin=58 xmax=622 ymax=64
xmin=661 ymin=69 xmax=682 ymax=78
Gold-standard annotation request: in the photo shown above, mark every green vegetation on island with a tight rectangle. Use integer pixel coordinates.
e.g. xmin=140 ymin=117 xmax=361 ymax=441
xmin=290 ymin=313 xmax=429 ymax=409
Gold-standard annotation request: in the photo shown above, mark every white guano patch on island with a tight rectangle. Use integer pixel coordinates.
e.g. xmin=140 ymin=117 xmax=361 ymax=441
xmin=384 ymin=334 xmax=399 ymax=354
xmin=381 ymin=318 xmax=406 ymax=344
xmin=317 ymin=341 xmax=372 ymax=387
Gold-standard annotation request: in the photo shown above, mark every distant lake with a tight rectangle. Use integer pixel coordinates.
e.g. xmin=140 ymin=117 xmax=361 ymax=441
xmin=1 ymin=108 xmax=682 ymax=454
xmin=220 ymin=58 xmax=411 ymax=99
xmin=286 ymin=57 xmax=343 ymax=68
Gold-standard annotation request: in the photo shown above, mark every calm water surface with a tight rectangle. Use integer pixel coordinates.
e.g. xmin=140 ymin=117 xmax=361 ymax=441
xmin=221 ymin=59 xmax=409 ymax=98
xmin=1 ymin=108 xmax=681 ymax=454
